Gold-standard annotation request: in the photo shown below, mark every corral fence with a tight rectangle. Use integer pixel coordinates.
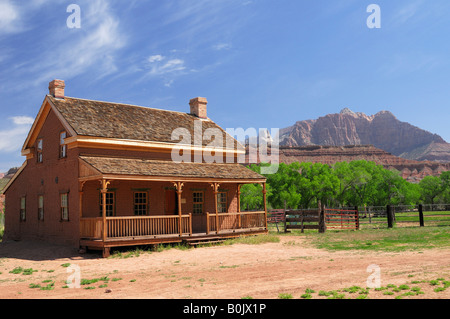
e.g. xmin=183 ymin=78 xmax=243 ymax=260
xmin=268 ymin=204 xmax=332 ymax=233
xmin=353 ymin=204 xmax=450 ymax=229
xmin=284 ymin=209 xmax=325 ymax=233
xmin=267 ymin=203 xmax=450 ymax=233
xmin=268 ymin=206 xmax=357 ymax=233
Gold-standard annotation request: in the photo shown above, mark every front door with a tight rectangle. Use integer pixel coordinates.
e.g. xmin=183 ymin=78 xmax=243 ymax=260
xmin=165 ymin=190 xmax=178 ymax=215
xmin=192 ymin=191 xmax=207 ymax=233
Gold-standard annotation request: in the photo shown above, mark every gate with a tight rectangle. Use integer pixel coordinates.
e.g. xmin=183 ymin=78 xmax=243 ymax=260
xmin=267 ymin=209 xmax=285 ymax=232
xmin=325 ymin=208 xmax=359 ymax=230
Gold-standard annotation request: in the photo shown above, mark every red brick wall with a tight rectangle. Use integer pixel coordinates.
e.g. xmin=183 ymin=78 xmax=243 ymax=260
xmin=4 ymin=109 xmax=80 ymax=247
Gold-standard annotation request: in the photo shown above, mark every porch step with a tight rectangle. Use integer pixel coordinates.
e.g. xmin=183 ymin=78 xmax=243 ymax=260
xmin=182 ymin=236 xmax=226 ymax=246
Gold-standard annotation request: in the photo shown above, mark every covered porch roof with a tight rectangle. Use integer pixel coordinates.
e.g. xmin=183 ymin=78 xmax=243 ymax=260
xmin=79 ymin=156 xmax=266 ymax=184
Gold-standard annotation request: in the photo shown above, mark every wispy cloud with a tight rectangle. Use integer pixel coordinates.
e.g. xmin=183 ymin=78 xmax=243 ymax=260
xmin=0 ymin=116 xmax=33 ymax=152
xmin=212 ymin=43 xmax=232 ymax=51
xmin=390 ymin=0 xmax=424 ymax=25
xmin=378 ymin=52 xmax=443 ymax=77
xmin=0 ymin=0 xmax=22 ymax=35
xmin=32 ymin=0 xmax=125 ymax=84
xmin=10 ymin=116 xmax=34 ymax=126
xmin=146 ymin=55 xmax=186 ymax=76
xmin=1 ymin=0 xmax=126 ymax=88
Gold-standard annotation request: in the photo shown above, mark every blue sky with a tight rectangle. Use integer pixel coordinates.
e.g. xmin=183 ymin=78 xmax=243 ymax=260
xmin=1 ymin=0 xmax=450 ymax=172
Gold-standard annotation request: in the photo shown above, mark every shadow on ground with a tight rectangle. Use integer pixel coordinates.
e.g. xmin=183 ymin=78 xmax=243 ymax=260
xmin=0 ymin=239 xmax=101 ymax=261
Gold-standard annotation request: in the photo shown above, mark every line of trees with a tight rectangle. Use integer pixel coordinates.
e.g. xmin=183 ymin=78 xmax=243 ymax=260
xmin=240 ymin=161 xmax=450 ymax=210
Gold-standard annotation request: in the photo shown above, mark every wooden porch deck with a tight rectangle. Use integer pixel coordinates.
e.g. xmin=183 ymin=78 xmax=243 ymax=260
xmin=80 ymin=211 xmax=267 ymax=257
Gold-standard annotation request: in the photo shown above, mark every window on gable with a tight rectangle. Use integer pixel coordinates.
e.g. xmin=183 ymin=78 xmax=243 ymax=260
xmin=60 ymin=131 xmax=67 ymax=158
xmin=37 ymin=139 xmax=43 ymax=163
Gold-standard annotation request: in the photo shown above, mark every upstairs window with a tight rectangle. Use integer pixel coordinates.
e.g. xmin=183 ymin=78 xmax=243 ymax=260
xmin=37 ymin=139 xmax=43 ymax=163
xmin=60 ymin=131 xmax=67 ymax=158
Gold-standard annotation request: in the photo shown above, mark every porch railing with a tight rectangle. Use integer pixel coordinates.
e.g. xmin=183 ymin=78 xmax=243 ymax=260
xmin=80 ymin=211 xmax=267 ymax=240
xmin=80 ymin=217 xmax=102 ymax=239
xmin=80 ymin=215 xmax=192 ymax=240
xmin=206 ymin=211 xmax=266 ymax=234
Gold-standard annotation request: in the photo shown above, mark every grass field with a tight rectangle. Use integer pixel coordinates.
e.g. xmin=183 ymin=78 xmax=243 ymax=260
xmin=269 ymin=224 xmax=450 ymax=252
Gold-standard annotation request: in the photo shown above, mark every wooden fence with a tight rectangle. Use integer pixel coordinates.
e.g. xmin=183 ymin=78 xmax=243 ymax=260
xmin=268 ymin=203 xmax=450 ymax=232
xmin=357 ymin=204 xmax=450 ymax=229
xmin=283 ymin=208 xmax=326 ymax=233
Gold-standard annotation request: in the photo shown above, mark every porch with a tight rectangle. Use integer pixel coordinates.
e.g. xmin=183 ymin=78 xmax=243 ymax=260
xmin=78 ymin=156 xmax=268 ymax=257
xmin=80 ymin=211 xmax=267 ymax=255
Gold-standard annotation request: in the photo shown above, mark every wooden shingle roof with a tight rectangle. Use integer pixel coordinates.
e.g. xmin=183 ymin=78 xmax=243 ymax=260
xmin=49 ymin=95 xmax=239 ymax=149
xmin=80 ymin=156 xmax=265 ymax=182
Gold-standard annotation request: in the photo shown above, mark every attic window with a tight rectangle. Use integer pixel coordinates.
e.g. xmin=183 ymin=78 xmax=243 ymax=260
xmin=37 ymin=139 xmax=43 ymax=163
xmin=60 ymin=131 xmax=67 ymax=158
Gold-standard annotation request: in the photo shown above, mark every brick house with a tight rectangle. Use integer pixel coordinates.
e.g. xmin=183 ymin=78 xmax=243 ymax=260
xmin=2 ymin=80 xmax=267 ymax=257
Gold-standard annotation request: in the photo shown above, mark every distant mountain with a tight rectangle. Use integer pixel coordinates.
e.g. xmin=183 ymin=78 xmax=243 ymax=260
xmin=279 ymin=108 xmax=450 ymax=163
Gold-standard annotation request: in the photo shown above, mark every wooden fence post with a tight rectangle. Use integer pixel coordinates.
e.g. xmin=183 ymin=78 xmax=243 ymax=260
xmin=419 ymin=204 xmax=424 ymax=227
xmin=387 ymin=205 xmax=393 ymax=228
xmin=355 ymin=206 xmax=360 ymax=230
xmin=318 ymin=202 xmax=326 ymax=233
xmin=283 ymin=200 xmax=288 ymax=233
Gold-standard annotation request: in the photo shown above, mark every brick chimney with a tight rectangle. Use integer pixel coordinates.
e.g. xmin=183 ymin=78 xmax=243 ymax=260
xmin=48 ymin=79 xmax=65 ymax=99
xmin=189 ymin=97 xmax=207 ymax=119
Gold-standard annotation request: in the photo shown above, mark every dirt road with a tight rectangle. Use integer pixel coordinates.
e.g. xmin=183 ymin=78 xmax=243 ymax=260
xmin=0 ymin=236 xmax=449 ymax=299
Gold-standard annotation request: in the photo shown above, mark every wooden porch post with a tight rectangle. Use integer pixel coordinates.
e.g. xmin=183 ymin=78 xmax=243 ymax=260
xmin=211 ymin=183 xmax=220 ymax=234
xmin=174 ymin=182 xmax=184 ymax=237
xmin=79 ymin=181 xmax=86 ymax=219
xmin=262 ymin=182 xmax=268 ymax=230
xmin=79 ymin=181 xmax=86 ymax=245
xmin=100 ymin=180 xmax=111 ymax=243
xmin=237 ymin=184 xmax=242 ymax=228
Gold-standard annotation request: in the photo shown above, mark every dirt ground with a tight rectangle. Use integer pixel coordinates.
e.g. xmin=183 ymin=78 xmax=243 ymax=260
xmin=0 ymin=236 xmax=449 ymax=299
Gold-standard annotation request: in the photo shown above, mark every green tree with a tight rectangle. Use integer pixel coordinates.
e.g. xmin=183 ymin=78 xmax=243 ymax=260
xmin=240 ymin=183 xmax=263 ymax=211
xmin=439 ymin=171 xmax=450 ymax=203
xmin=298 ymin=162 xmax=339 ymax=208
xmin=265 ymin=162 xmax=303 ymax=209
xmin=420 ymin=176 xmax=443 ymax=205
